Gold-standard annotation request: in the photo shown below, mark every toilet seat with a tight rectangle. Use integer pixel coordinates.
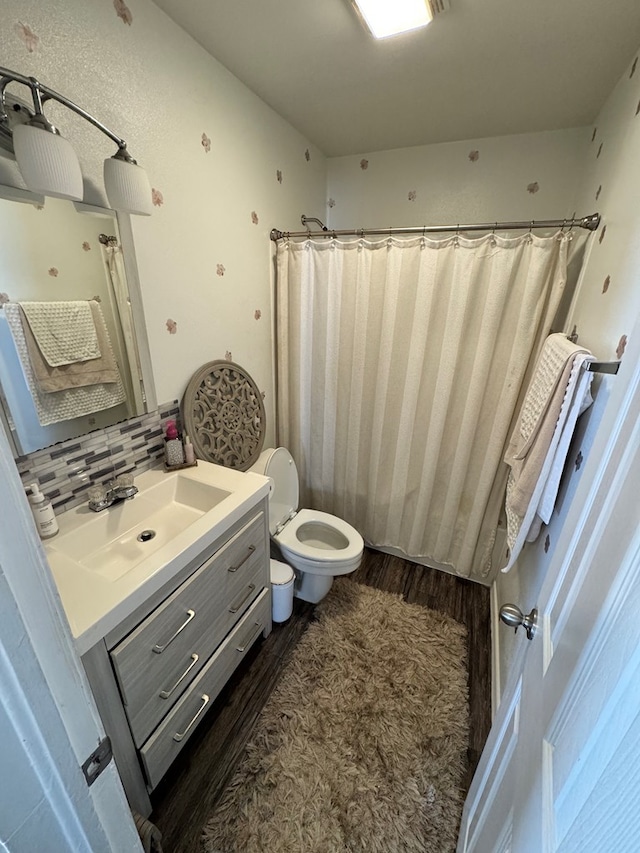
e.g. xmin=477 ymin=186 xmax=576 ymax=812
xmin=274 ymin=508 xmax=363 ymax=564
xmin=251 ymin=447 xmax=298 ymax=536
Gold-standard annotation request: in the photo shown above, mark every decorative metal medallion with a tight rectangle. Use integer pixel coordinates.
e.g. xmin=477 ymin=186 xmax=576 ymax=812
xmin=181 ymin=361 xmax=266 ymax=471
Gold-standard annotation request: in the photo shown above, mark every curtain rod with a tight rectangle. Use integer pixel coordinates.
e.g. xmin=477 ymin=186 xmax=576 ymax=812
xmin=270 ymin=212 xmax=601 ymax=241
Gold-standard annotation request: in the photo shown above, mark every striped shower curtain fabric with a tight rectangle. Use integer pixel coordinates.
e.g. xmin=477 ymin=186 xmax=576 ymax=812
xmin=276 ymin=232 xmax=569 ymax=581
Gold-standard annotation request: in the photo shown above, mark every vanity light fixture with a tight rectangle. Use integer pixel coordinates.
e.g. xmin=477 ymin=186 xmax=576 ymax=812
xmin=350 ymin=0 xmax=434 ymax=39
xmin=0 ymin=66 xmax=152 ymax=215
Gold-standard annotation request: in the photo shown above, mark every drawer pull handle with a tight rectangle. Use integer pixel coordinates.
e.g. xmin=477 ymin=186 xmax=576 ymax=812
xmin=159 ymin=653 xmax=199 ymax=699
xmin=173 ymin=693 xmax=209 ymax=742
xmin=153 ymin=609 xmax=196 ymax=654
xmin=236 ymin=621 xmax=263 ymax=653
xmin=228 ymin=584 xmax=256 ymax=614
xmin=228 ymin=544 xmax=256 ymax=573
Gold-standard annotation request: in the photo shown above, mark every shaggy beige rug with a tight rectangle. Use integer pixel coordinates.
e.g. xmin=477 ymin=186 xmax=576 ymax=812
xmin=203 ymin=580 xmax=469 ymax=853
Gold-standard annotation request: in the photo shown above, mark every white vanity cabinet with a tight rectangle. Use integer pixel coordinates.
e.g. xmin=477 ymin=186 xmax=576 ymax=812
xmin=81 ymin=499 xmax=272 ymax=816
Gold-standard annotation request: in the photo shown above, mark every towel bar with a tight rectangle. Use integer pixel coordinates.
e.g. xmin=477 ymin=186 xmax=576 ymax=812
xmin=586 ymin=361 xmax=620 ymax=375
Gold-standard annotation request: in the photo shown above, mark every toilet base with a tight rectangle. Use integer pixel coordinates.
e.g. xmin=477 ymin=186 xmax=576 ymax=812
xmin=293 ymin=570 xmax=334 ymax=604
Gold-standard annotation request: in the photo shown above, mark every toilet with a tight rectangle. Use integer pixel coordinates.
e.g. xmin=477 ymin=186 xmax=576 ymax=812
xmin=250 ymin=447 xmax=364 ymax=603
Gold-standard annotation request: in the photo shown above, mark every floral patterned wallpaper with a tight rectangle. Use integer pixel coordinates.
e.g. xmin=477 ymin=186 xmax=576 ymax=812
xmin=326 ymin=128 xmax=588 ymax=231
xmin=1 ymin=0 xmax=326 ymax=449
xmin=567 ymin=51 xmax=640 ymax=363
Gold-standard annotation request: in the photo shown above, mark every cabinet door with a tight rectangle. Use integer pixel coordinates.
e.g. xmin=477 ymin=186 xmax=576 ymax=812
xmin=111 ymin=512 xmax=265 ymax=746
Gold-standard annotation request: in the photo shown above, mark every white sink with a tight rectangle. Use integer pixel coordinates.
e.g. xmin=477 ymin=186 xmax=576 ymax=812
xmin=44 ymin=461 xmax=270 ymax=654
xmin=53 ymin=472 xmax=231 ymax=581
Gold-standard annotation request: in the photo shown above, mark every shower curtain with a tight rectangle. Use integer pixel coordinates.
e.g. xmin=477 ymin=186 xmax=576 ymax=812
xmin=101 ymin=242 xmax=144 ymax=413
xmin=276 ymin=232 xmax=570 ymax=581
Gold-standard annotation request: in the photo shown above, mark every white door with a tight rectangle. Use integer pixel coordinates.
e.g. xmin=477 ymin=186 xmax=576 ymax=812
xmin=0 ymin=426 xmax=143 ymax=852
xmin=458 ymin=338 xmax=640 ymax=852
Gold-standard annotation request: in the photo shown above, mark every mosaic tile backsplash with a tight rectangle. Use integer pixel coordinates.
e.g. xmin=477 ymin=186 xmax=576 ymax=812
xmin=16 ymin=401 xmax=180 ymax=514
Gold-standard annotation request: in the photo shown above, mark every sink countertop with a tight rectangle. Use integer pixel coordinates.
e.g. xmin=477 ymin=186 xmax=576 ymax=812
xmin=44 ymin=462 xmax=270 ymax=655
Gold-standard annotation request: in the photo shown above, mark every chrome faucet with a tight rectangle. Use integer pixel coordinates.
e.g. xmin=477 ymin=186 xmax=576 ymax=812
xmin=88 ymin=474 xmax=138 ymax=512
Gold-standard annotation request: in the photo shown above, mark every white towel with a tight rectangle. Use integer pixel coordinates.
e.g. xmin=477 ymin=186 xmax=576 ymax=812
xmin=3 ymin=302 xmax=126 ymax=426
xmin=19 ymin=300 xmax=101 ymax=366
xmin=536 ymin=371 xmax=593 ymax=525
xmin=502 ymin=342 xmax=594 ymax=572
xmin=22 ymin=301 xmax=121 ymax=391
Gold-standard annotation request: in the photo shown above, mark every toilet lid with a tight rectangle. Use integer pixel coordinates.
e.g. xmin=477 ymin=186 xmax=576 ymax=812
xmin=263 ymin=448 xmax=299 ymax=535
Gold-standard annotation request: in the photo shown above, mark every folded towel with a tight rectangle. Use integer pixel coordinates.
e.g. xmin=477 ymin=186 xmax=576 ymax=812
xmin=3 ymin=302 xmax=126 ymax=426
xmin=22 ymin=301 xmax=120 ymax=391
xmin=536 ymin=372 xmax=593 ymax=525
xmin=504 ymin=334 xmax=590 ymax=517
xmin=502 ymin=333 xmax=594 ymax=572
xmin=19 ymin=300 xmax=101 ymax=366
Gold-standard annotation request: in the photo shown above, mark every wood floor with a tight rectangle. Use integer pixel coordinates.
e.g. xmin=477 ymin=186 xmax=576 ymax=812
xmin=150 ymin=548 xmax=492 ymax=853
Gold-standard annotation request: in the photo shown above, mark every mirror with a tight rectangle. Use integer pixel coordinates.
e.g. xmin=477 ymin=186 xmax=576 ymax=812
xmin=0 ymin=189 xmax=155 ymax=456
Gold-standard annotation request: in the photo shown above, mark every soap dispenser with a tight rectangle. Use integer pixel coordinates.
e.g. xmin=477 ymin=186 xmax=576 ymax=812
xmin=28 ymin=483 xmax=59 ymax=539
xmin=183 ymin=433 xmax=196 ymax=465
xmin=164 ymin=420 xmax=185 ymax=467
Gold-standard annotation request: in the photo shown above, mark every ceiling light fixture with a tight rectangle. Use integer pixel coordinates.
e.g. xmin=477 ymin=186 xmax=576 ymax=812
xmin=350 ymin=0 xmax=434 ymax=39
xmin=0 ymin=66 xmax=152 ymax=215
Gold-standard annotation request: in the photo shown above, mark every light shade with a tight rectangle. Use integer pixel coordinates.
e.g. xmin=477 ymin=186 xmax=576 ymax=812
xmin=104 ymin=156 xmax=152 ymax=216
xmin=353 ymin=0 xmax=433 ymax=38
xmin=13 ymin=123 xmax=83 ymax=200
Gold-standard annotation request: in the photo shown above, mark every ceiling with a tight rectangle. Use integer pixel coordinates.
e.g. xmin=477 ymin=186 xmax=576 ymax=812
xmin=152 ymin=0 xmax=640 ymax=157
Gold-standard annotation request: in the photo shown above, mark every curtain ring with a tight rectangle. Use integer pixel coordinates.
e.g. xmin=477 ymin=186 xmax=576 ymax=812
xmin=529 ymin=221 xmax=534 ymax=234
xmin=560 ymin=218 xmax=567 ymax=233
xmin=492 ymin=222 xmax=497 ymax=236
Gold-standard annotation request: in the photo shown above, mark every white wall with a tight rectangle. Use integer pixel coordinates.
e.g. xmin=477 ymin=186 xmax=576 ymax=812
xmin=496 ymin=47 xmax=640 ymax=698
xmin=327 ymin=128 xmax=589 ymax=229
xmin=1 ymin=0 xmax=327 ymax=446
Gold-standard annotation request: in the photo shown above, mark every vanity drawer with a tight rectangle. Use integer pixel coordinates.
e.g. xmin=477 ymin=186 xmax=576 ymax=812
xmin=110 ymin=512 xmax=266 ymax=746
xmin=140 ymin=588 xmax=271 ymax=789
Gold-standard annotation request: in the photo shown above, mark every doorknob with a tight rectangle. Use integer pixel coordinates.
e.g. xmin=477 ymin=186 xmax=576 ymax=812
xmin=499 ymin=603 xmax=538 ymax=640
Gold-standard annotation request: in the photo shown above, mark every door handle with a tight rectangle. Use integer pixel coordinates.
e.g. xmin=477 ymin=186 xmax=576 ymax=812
xmin=499 ymin=603 xmax=538 ymax=640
